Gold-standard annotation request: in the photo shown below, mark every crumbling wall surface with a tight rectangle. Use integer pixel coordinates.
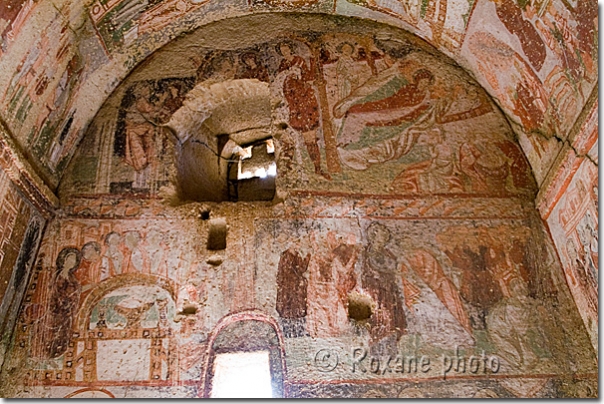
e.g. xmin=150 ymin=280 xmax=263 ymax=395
xmin=0 ymin=163 xmax=46 ymax=374
xmin=0 ymin=13 xmax=597 ymax=400
xmin=536 ymin=97 xmax=599 ymax=352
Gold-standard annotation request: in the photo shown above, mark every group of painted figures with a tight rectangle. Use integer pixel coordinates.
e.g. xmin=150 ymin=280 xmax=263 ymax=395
xmin=24 ymin=229 xmax=174 ymax=360
xmin=114 ymin=34 xmax=533 ymax=196
xmin=30 ymin=219 xmax=549 ymax=375
xmin=274 ymin=222 xmax=549 ymax=369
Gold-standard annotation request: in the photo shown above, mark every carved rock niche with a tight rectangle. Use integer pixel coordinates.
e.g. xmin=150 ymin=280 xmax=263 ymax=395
xmin=166 ymin=78 xmax=274 ymax=202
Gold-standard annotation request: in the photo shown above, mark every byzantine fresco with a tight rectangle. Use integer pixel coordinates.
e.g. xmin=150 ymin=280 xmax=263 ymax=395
xmin=340 ymin=0 xmax=597 ymax=148
xmin=62 ymin=31 xmax=536 ymax=200
xmin=534 ymin=97 xmax=598 ymax=352
xmin=4 ymin=207 xmax=595 ymax=396
xmin=62 ymin=77 xmax=194 ymax=196
xmin=111 ymin=77 xmax=195 ymax=194
xmin=0 ymin=167 xmax=45 ymax=369
xmin=88 ymin=0 xmax=211 ymax=54
xmin=1 ymin=7 xmax=79 ymax=142
xmin=0 ymin=0 xmax=38 ymax=56
xmin=339 ymin=0 xmax=477 ymax=50
xmin=461 ymin=0 xmax=597 ymax=182
xmin=7 ymin=218 xmax=206 ymax=385
xmin=0 ymin=1 xmax=596 ymax=193
xmin=254 ymin=216 xmax=594 ymax=387
xmin=545 ymin=148 xmax=598 ymax=351
xmin=0 ymin=7 xmax=598 ymax=399
xmin=0 ymin=0 xmax=100 ymax=182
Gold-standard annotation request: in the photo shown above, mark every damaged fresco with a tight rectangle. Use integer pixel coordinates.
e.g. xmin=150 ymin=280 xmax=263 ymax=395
xmin=0 ymin=2 xmax=597 ymax=400
xmin=1 ymin=194 xmax=596 ymax=397
xmin=0 ymin=0 xmax=596 ymax=189
xmin=61 ymin=28 xmax=536 ymax=202
xmin=537 ymin=98 xmax=599 ymax=351
xmin=0 ymin=166 xmax=46 ymax=372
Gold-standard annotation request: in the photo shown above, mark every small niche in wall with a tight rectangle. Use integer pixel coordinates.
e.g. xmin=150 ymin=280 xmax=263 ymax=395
xmin=227 ymin=138 xmax=276 ymax=202
xmin=348 ymin=291 xmax=373 ymax=322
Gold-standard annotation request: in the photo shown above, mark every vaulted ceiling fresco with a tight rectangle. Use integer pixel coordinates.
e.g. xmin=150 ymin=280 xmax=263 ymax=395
xmin=0 ymin=0 xmax=597 ymax=187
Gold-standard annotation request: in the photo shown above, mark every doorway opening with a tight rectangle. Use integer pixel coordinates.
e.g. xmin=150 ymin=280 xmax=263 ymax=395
xmin=210 ymin=350 xmax=273 ymax=398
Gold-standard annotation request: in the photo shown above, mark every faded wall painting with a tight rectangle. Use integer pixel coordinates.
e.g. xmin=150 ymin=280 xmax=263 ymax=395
xmin=545 ymin=146 xmax=598 ymax=350
xmin=0 ymin=0 xmax=596 ymax=194
xmin=0 ymin=0 xmax=95 ymax=181
xmin=62 ymin=30 xmax=535 ymax=201
xmin=0 ymin=10 xmax=597 ymax=400
xmin=3 ymin=196 xmax=596 ymax=397
xmin=339 ymin=0 xmax=477 ymax=50
xmin=62 ymin=77 xmax=194 ymax=196
xmin=7 ymin=218 xmax=200 ymax=386
xmin=89 ymin=0 xmax=210 ymax=54
xmin=0 ymin=167 xmax=45 ymax=369
xmin=254 ymin=215 xmax=593 ymax=392
xmin=536 ymin=97 xmax=598 ymax=351
xmin=462 ymin=0 xmax=597 ymax=182
xmin=0 ymin=0 xmax=38 ymax=55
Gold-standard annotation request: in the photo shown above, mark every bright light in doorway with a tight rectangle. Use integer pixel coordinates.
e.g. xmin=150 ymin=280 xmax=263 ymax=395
xmin=210 ymin=351 xmax=273 ymax=398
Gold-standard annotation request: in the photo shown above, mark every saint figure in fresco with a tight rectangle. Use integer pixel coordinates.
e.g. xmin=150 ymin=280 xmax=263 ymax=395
xmin=361 ymin=223 xmax=406 ymax=343
xmin=119 ymin=79 xmax=190 ymax=191
xmin=275 ymin=247 xmax=311 ymax=338
xmin=122 ymin=231 xmax=149 ymax=274
xmin=145 ymin=229 xmax=168 ymax=278
xmin=276 ymin=41 xmax=330 ymax=179
xmin=123 ymin=82 xmax=158 ymax=172
xmin=444 ymin=244 xmax=504 ymax=329
xmin=332 ymin=235 xmax=359 ymax=317
xmin=306 ymin=232 xmax=359 ymax=338
xmin=73 ymin=241 xmax=102 ymax=288
xmin=45 ymin=247 xmax=81 ymax=359
xmin=334 ymin=42 xmax=362 ymax=101
xmin=489 ymin=0 xmax=547 ymax=72
xmin=237 ymin=51 xmax=269 ymax=82
xmin=100 ymin=232 xmax=124 ymax=280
